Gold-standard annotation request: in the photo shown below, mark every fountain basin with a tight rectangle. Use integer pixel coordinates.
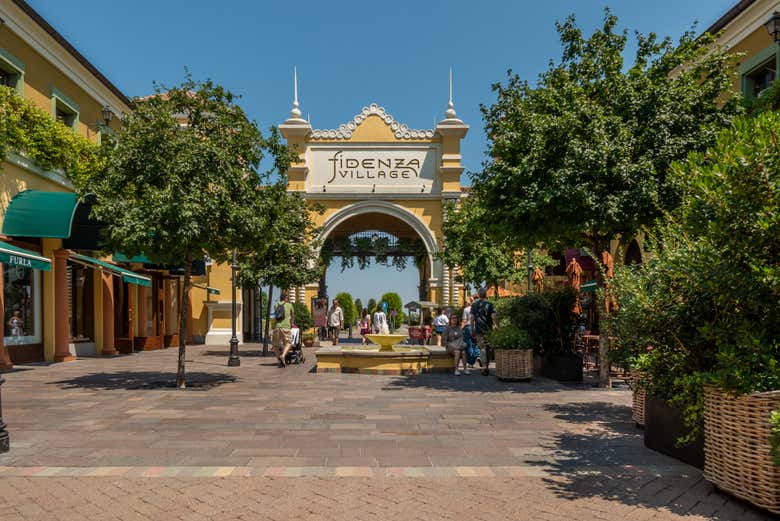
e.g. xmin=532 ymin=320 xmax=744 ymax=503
xmin=315 ymin=344 xmax=454 ymax=375
xmin=365 ymin=334 xmax=408 ymax=352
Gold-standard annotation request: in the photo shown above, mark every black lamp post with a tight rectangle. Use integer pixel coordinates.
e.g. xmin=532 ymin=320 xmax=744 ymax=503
xmin=765 ymin=11 xmax=780 ymax=43
xmin=0 ymin=375 xmax=8 ymax=453
xmin=526 ymin=250 xmax=533 ymax=293
xmin=228 ymin=249 xmax=240 ymax=367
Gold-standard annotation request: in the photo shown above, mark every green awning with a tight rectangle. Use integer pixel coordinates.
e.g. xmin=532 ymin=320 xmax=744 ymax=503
xmin=581 ymin=280 xmax=598 ymax=292
xmin=113 ymin=252 xmax=153 ymax=264
xmin=70 ymin=252 xmax=151 ymax=287
xmin=1 ymin=190 xmax=79 ymax=238
xmin=0 ymin=241 xmax=51 ymax=271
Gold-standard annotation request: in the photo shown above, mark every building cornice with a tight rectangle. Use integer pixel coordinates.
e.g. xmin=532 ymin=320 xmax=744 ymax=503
xmin=706 ymin=0 xmax=779 ymax=50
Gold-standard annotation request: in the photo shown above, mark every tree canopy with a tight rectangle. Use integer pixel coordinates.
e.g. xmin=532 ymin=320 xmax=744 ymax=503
xmin=473 ymin=10 xmax=740 ymax=251
xmin=86 ymin=75 xmax=277 ymax=387
xmin=440 ymin=197 xmax=540 ymax=291
xmin=236 ymin=181 xmax=322 ymax=292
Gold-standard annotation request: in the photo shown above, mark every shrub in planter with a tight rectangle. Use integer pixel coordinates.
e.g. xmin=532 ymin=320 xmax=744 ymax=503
xmin=292 ymin=302 xmax=314 ymax=331
xmin=487 ymin=325 xmax=533 ymax=381
xmin=607 ymin=113 xmax=780 ymax=512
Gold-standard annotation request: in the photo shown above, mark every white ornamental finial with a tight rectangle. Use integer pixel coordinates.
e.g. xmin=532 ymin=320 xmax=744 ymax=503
xmin=291 ymin=66 xmax=302 ymax=119
xmin=445 ymin=67 xmax=456 ymax=119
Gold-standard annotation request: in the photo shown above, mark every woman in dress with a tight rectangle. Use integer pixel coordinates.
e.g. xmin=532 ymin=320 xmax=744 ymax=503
xmin=442 ymin=313 xmax=468 ymax=375
xmin=373 ymin=305 xmax=388 ymax=335
xmin=360 ymin=308 xmax=371 ymax=345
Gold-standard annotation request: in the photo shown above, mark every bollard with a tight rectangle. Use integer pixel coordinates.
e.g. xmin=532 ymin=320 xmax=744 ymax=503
xmin=0 ymin=375 xmax=8 ymax=453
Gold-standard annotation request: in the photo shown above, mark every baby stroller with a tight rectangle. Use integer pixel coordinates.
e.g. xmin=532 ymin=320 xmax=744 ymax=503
xmin=284 ymin=326 xmax=306 ymax=365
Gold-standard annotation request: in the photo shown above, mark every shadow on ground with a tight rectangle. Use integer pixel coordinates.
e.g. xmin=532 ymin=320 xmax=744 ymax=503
xmin=50 ymin=371 xmax=238 ymax=391
xmin=526 ymin=401 xmax=767 ymax=520
xmin=381 ymin=372 xmax=611 ymax=395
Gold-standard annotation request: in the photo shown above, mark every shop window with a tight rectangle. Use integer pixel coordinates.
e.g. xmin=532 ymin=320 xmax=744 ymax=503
xmin=68 ymin=264 xmax=94 ymax=342
xmin=0 ymin=49 xmax=25 ymax=95
xmin=50 ymin=88 xmax=79 ymax=131
xmin=3 ymin=264 xmax=41 ymax=345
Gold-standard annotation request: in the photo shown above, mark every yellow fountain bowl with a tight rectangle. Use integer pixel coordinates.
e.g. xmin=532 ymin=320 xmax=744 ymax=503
xmin=365 ymin=334 xmax=408 ymax=347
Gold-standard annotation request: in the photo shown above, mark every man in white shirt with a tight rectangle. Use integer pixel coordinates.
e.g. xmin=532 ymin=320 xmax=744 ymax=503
xmin=328 ymin=298 xmax=344 ymax=346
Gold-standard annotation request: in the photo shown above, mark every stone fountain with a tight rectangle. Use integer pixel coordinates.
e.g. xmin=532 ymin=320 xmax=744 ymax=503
xmin=314 ymin=332 xmax=453 ymax=375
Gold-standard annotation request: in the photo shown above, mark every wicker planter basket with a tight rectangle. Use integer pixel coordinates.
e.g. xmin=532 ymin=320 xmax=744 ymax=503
xmin=631 ymin=372 xmax=646 ymax=427
xmin=704 ymin=387 xmax=780 ymax=515
xmin=495 ymin=349 xmax=532 ymax=381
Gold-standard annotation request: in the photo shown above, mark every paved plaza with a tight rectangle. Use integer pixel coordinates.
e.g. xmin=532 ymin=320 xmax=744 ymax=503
xmin=0 ymin=344 xmax=773 ymax=521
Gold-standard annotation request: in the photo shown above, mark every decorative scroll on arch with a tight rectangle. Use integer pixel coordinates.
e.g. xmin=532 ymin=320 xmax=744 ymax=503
xmin=310 ymin=103 xmax=434 ymax=141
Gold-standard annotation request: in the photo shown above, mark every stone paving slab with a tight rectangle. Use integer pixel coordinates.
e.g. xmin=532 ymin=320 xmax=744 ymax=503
xmin=0 ymin=344 xmax=774 ymax=520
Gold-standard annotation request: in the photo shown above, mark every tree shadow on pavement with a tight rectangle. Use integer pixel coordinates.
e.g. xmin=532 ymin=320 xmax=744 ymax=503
xmin=382 ymin=373 xmax=605 ymax=395
xmin=527 ymin=402 xmax=766 ymax=520
xmin=50 ymin=371 xmax=238 ymax=391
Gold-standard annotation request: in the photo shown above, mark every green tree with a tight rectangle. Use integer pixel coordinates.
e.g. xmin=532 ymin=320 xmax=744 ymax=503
xmin=354 ymin=298 xmax=363 ymax=315
xmin=235 ymin=182 xmax=322 ymax=353
xmin=367 ymin=298 xmax=376 ymax=313
xmin=608 ymin=112 xmax=780 ymax=441
xmin=440 ymin=197 xmax=526 ymax=294
xmin=87 ymin=76 xmax=267 ymax=388
xmin=474 ymin=10 xmax=740 ymax=385
xmin=475 ymin=11 xmax=738 ymax=251
xmin=379 ymin=292 xmax=404 ymax=330
xmin=335 ymin=292 xmax=356 ymax=332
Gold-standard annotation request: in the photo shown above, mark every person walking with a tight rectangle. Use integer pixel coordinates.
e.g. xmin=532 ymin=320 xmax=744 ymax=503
xmin=328 ymin=298 xmax=344 ymax=345
xmin=360 ymin=308 xmax=371 ymax=345
xmin=461 ymin=296 xmax=480 ymax=368
xmin=442 ymin=313 xmax=469 ymax=375
xmin=433 ymin=308 xmax=449 ymax=346
xmin=272 ymin=291 xmax=295 ymax=368
xmin=373 ymin=305 xmax=388 ymax=334
xmin=470 ymin=287 xmax=497 ymax=376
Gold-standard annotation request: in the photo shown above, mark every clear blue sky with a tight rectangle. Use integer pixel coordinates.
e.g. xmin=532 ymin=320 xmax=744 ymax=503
xmin=31 ymin=0 xmax=735 ymax=306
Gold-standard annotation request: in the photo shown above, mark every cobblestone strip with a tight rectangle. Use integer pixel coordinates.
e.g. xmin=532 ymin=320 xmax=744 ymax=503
xmin=0 ymin=464 xmax=696 ymax=478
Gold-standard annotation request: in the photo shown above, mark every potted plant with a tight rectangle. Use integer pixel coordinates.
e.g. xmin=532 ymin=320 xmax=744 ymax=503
xmin=301 ymin=332 xmax=316 ymax=348
xmin=487 ymin=325 xmax=533 ymax=381
xmin=292 ymin=302 xmax=316 ymax=346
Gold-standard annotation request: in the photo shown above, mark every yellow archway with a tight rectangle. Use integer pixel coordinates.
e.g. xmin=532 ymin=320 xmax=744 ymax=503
xmin=280 ymin=94 xmax=469 ymax=311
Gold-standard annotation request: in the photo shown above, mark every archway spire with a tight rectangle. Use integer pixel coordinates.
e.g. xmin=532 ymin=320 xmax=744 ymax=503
xmin=290 ymin=66 xmax=302 ymax=119
xmin=445 ymin=67 xmax=457 ymax=119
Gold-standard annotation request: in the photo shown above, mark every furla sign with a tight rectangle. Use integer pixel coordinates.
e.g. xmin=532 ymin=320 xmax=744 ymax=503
xmin=308 ymin=145 xmax=438 ymax=194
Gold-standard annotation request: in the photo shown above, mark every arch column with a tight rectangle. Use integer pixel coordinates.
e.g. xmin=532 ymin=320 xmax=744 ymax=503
xmin=442 ymin=265 xmax=450 ymax=306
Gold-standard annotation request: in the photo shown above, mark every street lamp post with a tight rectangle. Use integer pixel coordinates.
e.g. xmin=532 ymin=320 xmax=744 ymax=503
xmin=228 ymin=249 xmax=240 ymax=367
xmin=0 ymin=375 xmax=8 ymax=453
xmin=526 ymin=250 xmax=533 ymax=294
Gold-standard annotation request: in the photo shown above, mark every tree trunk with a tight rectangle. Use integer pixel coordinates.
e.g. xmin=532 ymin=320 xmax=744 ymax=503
xmin=262 ymin=285 xmax=273 ymax=357
xmin=254 ymin=283 xmax=263 ymax=342
xmin=176 ymin=256 xmax=191 ymax=389
xmin=589 ymin=239 xmax=611 ymax=389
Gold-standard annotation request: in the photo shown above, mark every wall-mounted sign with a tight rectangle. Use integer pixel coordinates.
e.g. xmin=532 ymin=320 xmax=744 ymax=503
xmin=307 ymin=145 xmax=438 ymax=194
